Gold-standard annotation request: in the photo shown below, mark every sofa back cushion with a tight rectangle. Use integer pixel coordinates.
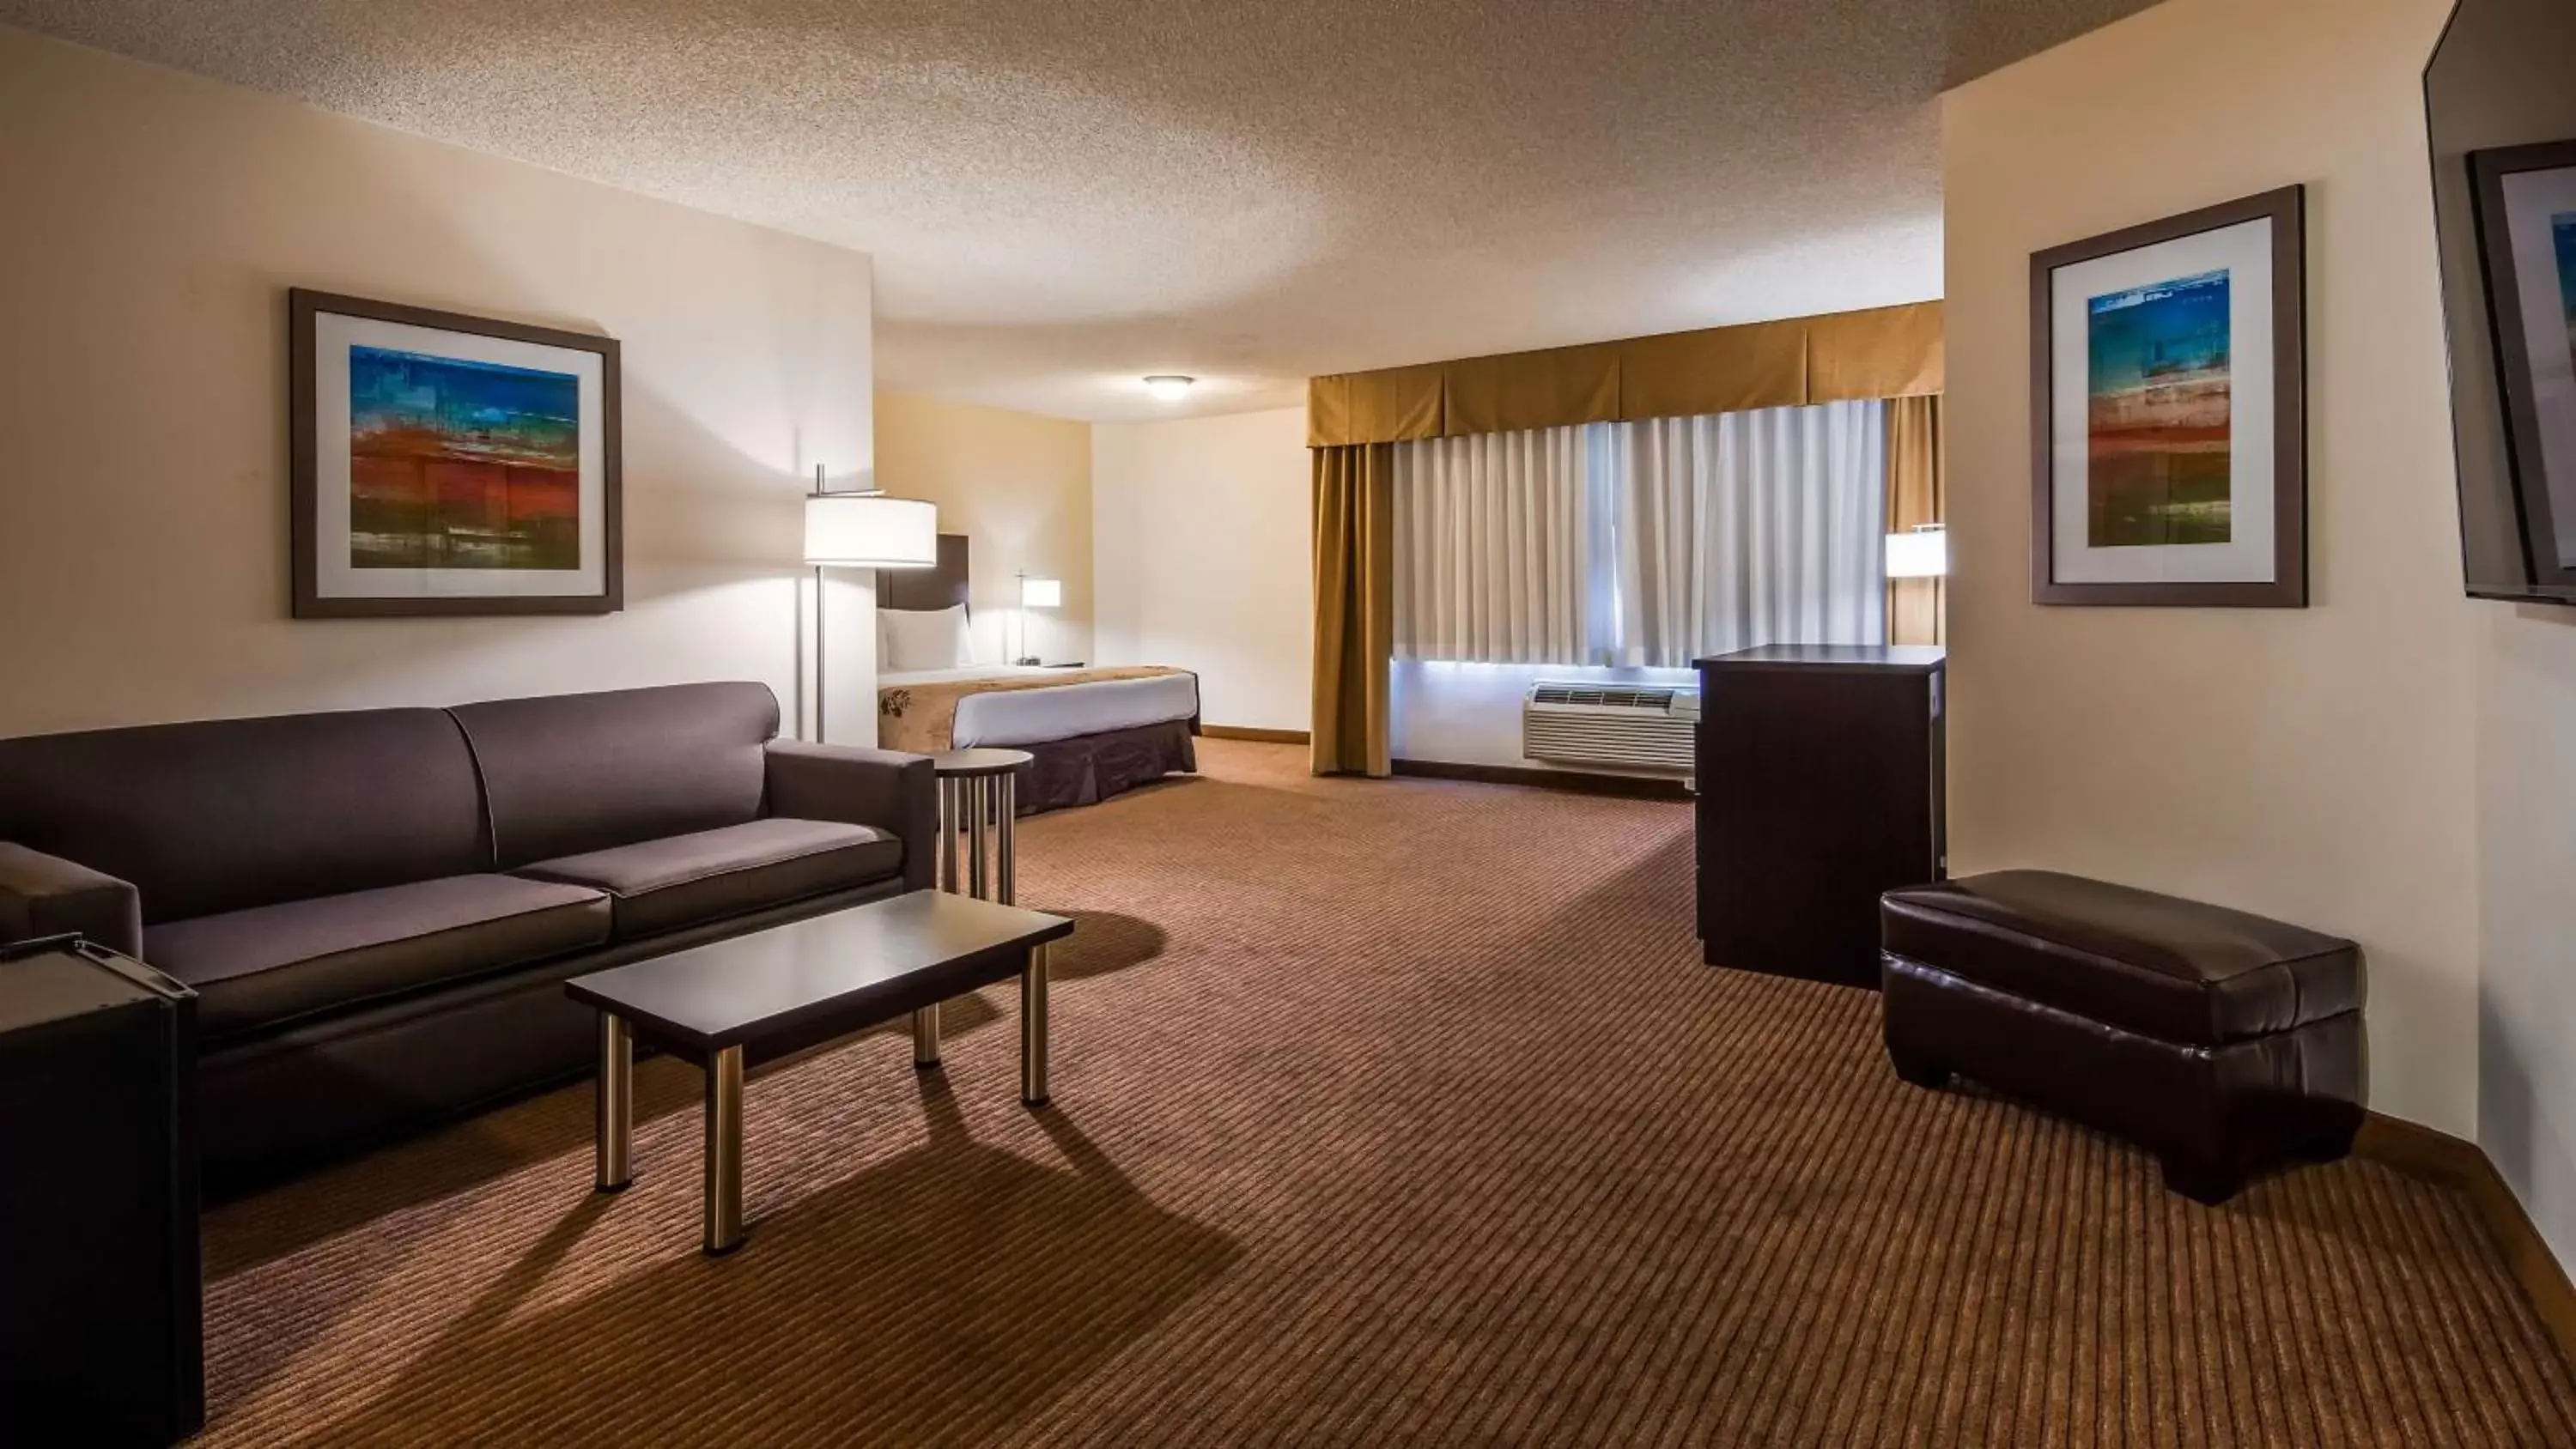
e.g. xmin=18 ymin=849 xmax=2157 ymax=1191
xmin=448 ymin=682 xmax=779 ymax=868
xmin=0 ymin=709 xmax=487 ymax=925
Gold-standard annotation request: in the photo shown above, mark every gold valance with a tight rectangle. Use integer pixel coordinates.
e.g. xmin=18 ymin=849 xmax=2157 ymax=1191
xmin=1305 ymin=300 xmax=1943 ymax=446
xmin=1615 ymin=319 xmax=1809 ymax=422
xmin=1305 ymin=363 xmax=1444 ymax=446
xmin=1807 ymin=301 xmax=1945 ymax=403
xmin=1442 ymin=343 xmax=1621 ymax=436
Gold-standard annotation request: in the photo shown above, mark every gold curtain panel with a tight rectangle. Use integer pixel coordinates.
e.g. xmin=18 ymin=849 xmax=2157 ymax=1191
xmin=1306 ymin=301 xmax=1944 ymax=445
xmin=1884 ymin=395 xmax=1946 ymax=648
xmin=1309 ymin=443 xmax=1396 ymax=777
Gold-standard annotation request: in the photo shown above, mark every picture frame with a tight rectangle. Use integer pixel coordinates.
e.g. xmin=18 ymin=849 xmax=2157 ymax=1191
xmin=289 ymin=288 xmax=623 ymax=618
xmin=2028 ymin=186 xmax=2307 ymax=607
xmin=2470 ymin=140 xmax=2576 ymax=591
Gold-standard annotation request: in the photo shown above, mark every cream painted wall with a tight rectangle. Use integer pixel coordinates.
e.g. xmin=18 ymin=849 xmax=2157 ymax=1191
xmin=1944 ymin=0 xmax=2480 ymax=1133
xmin=2480 ymin=604 xmax=2576 ymax=1269
xmin=1091 ymin=407 xmax=1311 ymax=731
xmin=873 ymin=390 xmax=1093 ymax=667
xmin=0 ymin=27 xmax=879 ymax=744
xmin=2440 ymin=0 xmax=2576 ymax=1276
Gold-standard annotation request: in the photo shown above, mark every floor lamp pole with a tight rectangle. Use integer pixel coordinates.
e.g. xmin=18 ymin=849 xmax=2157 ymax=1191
xmin=813 ymin=563 xmax=827 ymax=743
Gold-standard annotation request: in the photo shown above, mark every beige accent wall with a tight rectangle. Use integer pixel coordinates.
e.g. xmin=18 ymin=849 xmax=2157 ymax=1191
xmin=1092 ymin=407 xmax=1313 ymax=731
xmin=1944 ymin=0 xmax=2478 ymax=1133
xmin=872 ymin=390 xmax=1093 ymax=666
xmin=0 ymin=27 xmax=878 ymax=743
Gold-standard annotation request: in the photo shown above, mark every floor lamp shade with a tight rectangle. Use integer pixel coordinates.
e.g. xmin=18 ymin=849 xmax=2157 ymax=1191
xmin=805 ymin=494 xmax=938 ymax=568
xmin=1020 ymin=576 xmax=1062 ymax=609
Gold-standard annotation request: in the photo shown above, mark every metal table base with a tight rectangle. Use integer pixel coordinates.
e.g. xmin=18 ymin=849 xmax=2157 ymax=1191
xmin=914 ymin=749 xmax=1035 ymax=1068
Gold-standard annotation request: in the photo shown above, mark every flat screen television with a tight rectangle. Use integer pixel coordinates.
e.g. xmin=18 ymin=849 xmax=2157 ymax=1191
xmin=2428 ymin=0 xmax=2576 ymax=604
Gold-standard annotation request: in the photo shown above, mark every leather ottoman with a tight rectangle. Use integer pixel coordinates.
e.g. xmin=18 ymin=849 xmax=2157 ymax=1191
xmin=1879 ymin=870 xmax=2364 ymax=1204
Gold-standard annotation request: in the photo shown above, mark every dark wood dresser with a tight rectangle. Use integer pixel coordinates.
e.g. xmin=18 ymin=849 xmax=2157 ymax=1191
xmin=0 ymin=937 xmax=203 ymax=1444
xmin=1694 ymin=645 xmax=1946 ymax=988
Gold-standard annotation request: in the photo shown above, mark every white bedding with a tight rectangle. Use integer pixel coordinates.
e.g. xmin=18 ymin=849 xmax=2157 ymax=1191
xmin=877 ymin=666 xmax=1201 ymax=748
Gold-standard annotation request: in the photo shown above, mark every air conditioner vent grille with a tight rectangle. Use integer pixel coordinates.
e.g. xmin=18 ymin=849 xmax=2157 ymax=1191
xmin=1522 ymin=681 xmax=1699 ymax=776
xmin=1530 ymin=684 xmax=1678 ymax=711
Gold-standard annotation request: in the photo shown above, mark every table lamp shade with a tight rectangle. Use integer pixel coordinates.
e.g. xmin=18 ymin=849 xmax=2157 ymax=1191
xmin=1020 ymin=576 xmax=1062 ymax=609
xmin=1885 ymin=528 xmax=1948 ymax=580
xmin=805 ymin=494 xmax=937 ymax=568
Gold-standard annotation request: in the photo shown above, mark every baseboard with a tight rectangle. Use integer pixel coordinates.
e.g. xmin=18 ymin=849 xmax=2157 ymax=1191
xmin=1389 ymin=757 xmax=1692 ymax=802
xmin=1200 ymin=725 xmax=1309 ymax=744
xmin=2355 ymin=1112 xmax=2576 ymax=1369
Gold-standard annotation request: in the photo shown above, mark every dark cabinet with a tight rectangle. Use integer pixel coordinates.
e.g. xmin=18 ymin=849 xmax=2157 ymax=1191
xmin=0 ymin=937 xmax=203 ymax=1445
xmin=1694 ymin=645 xmax=1946 ymax=988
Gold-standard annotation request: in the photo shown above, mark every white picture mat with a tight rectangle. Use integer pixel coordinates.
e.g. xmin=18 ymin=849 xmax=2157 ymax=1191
xmin=2500 ymin=165 xmax=2576 ymax=568
xmin=2050 ymin=216 xmax=2279 ymax=585
xmin=313 ymin=312 xmax=607 ymax=599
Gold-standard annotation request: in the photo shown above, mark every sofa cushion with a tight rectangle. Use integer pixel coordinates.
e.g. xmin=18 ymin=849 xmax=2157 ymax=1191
xmin=1879 ymin=870 xmax=2361 ymax=1047
xmin=146 ymin=875 xmax=611 ymax=1040
xmin=447 ymin=682 xmax=781 ymax=869
xmin=0 ymin=708 xmax=486 ymax=925
xmin=511 ymin=818 xmax=901 ymax=940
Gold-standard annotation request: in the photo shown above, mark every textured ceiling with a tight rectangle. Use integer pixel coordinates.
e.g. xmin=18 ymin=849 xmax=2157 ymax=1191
xmin=1 ymin=0 xmax=2155 ymax=421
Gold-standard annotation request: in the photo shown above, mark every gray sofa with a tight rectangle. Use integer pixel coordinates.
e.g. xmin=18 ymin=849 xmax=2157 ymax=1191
xmin=0 ymin=682 xmax=933 ymax=1192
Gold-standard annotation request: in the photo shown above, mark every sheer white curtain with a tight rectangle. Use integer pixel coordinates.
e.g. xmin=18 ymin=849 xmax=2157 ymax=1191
xmin=1392 ymin=426 xmax=1613 ymax=664
xmin=1392 ymin=400 xmax=1886 ymax=666
xmin=1607 ymin=401 xmax=1886 ymax=666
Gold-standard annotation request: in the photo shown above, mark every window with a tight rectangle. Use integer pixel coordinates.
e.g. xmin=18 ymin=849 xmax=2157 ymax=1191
xmin=1392 ymin=400 xmax=1887 ymax=667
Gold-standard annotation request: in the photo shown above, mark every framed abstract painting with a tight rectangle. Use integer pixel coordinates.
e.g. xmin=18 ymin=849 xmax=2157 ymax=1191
xmin=289 ymin=289 xmax=622 ymax=617
xmin=2028 ymin=186 xmax=2307 ymax=607
xmin=2471 ymin=141 xmax=2576 ymax=591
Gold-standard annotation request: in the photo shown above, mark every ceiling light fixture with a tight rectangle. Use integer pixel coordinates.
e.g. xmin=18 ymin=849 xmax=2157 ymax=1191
xmin=1143 ymin=374 xmax=1195 ymax=401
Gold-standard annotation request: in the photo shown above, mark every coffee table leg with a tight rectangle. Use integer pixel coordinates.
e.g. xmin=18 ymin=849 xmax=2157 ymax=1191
xmin=1020 ymin=941 xmax=1050 ymax=1106
xmin=596 ymin=1013 xmax=632 ymax=1192
xmin=912 ymin=1002 xmax=941 ymax=1069
xmin=704 ymin=1046 xmax=746 ymax=1256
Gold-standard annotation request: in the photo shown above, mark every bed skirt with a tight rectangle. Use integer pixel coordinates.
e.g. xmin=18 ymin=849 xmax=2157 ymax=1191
xmin=1017 ymin=718 xmax=1198 ymax=814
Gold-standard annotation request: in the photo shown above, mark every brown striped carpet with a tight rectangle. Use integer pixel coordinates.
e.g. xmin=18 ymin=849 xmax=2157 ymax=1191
xmin=198 ymin=740 xmax=2576 ymax=1446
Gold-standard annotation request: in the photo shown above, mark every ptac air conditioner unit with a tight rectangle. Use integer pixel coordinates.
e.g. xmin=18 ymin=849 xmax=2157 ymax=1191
xmin=1522 ymin=682 xmax=1699 ymax=778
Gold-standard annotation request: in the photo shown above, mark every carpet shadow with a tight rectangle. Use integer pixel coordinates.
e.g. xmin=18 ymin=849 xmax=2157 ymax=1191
xmin=204 ymin=997 xmax=1008 ymax=1278
xmin=258 ymin=1077 xmax=1240 ymax=1447
xmin=1046 ymin=774 xmax=1327 ymax=815
xmin=1043 ymin=910 xmax=1168 ymax=981
xmin=1538 ymin=829 xmax=1699 ymax=937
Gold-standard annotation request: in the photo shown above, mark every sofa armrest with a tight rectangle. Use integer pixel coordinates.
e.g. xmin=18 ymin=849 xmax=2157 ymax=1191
xmin=762 ymin=741 xmax=939 ymax=892
xmin=0 ymin=841 xmax=143 ymax=958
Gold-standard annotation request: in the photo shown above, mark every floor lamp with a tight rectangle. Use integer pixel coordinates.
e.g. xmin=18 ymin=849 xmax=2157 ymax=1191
xmin=803 ymin=474 xmax=938 ymax=742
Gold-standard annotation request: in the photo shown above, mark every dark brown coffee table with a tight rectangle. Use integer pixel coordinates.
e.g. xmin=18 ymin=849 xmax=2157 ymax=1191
xmin=565 ymin=888 xmax=1074 ymax=1255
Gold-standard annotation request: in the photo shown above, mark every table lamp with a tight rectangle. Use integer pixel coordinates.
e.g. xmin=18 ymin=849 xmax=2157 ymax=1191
xmin=1885 ymin=524 xmax=1948 ymax=580
xmin=1016 ymin=573 xmax=1060 ymax=665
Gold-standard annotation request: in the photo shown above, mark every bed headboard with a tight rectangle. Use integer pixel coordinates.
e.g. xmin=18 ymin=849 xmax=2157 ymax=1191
xmin=877 ymin=533 xmax=969 ymax=614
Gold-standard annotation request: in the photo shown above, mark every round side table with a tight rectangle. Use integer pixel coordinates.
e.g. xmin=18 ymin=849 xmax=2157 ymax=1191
xmin=916 ymin=748 xmax=1035 ymax=1070
xmin=931 ymin=748 xmax=1034 ymax=905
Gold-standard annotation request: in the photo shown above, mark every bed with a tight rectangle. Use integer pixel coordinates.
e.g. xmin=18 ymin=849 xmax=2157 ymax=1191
xmin=875 ymin=536 xmax=1199 ymax=813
